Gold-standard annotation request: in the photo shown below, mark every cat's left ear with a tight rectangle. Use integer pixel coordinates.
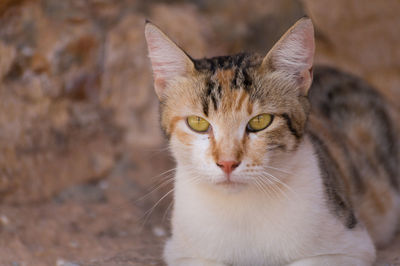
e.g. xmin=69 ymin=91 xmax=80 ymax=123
xmin=262 ymin=17 xmax=315 ymax=95
xmin=145 ymin=21 xmax=195 ymax=100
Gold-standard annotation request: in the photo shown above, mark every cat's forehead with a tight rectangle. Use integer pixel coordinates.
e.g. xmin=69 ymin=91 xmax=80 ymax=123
xmin=193 ymin=53 xmax=262 ymax=73
xmin=193 ymin=53 xmax=263 ymax=117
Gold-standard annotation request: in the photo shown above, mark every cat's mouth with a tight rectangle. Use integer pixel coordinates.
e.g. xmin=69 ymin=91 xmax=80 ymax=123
xmin=215 ymin=179 xmax=246 ymax=186
xmin=213 ymin=179 xmax=247 ymax=193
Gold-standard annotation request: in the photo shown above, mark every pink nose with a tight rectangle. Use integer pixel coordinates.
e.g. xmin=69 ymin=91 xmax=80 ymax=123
xmin=216 ymin=161 xmax=241 ymax=174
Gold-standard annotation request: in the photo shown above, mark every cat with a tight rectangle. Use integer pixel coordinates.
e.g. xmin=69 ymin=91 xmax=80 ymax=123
xmin=144 ymin=17 xmax=400 ymax=266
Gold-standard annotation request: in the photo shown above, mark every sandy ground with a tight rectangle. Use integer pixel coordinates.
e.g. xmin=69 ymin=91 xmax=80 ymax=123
xmin=0 ymin=148 xmax=399 ymax=266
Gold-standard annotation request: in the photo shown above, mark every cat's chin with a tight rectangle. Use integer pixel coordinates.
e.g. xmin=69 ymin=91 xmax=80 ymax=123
xmin=213 ymin=180 xmax=248 ymax=193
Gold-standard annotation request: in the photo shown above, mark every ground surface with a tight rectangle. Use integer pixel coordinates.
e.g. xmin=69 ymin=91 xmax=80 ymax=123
xmin=0 ymin=148 xmax=399 ymax=266
xmin=0 ymin=149 xmax=172 ymax=266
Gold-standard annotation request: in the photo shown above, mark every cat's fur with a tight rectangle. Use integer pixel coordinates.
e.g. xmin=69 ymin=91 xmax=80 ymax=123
xmin=145 ymin=18 xmax=400 ymax=266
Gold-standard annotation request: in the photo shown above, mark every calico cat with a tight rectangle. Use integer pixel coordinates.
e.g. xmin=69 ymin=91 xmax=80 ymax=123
xmin=144 ymin=18 xmax=400 ymax=266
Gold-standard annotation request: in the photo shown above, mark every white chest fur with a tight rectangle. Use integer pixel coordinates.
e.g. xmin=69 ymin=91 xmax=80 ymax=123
xmin=164 ymin=140 xmax=375 ymax=266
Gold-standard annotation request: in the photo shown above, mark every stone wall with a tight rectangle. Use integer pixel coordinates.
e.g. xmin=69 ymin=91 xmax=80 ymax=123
xmin=302 ymin=0 xmax=400 ymax=106
xmin=0 ymin=0 xmax=398 ymax=204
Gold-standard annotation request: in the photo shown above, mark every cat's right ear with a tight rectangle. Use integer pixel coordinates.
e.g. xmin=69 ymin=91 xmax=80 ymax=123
xmin=145 ymin=21 xmax=195 ymax=100
xmin=261 ymin=18 xmax=315 ymax=95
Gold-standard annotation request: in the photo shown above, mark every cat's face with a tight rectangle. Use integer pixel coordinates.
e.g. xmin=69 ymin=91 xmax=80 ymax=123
xmin=145 ymin=18 xmax=314 ymax=191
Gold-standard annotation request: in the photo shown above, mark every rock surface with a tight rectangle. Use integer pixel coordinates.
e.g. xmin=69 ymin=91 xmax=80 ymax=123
xmin=302 ymin=0 xmax=400 ymax=107
xmin=0 ymin=0 xmax=399 ymax=265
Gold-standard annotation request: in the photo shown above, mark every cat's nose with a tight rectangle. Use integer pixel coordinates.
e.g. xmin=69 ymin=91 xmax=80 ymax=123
xmin=216 ymin=161 xmax=241 ymax=174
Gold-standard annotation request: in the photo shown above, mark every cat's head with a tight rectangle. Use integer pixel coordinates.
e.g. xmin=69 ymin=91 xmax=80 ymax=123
xmin=145 ymin=18 xmax=314 ymax=192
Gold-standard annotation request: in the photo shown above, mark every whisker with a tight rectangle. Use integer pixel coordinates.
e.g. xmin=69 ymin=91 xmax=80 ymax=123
xmin=146 ymin=145 xmax=172 ymax=157
xmin=162 ymin=200 xmax=174 ymax=223
xmin=134 ymin=175 xmax=175 ymax=203
xmin=140 ymin=187 xmax=175 ymax=228
xmin=253 ymin=177 xmax=274 ymax=200
xmin=263 ymin=165 xmax=293 ymax=175
xmin=256 ymin=174 xmax=290 ymax=201
xmin=258 ymin=175 xmax=281 ymax=199
xmin=262 ymin=171 xmax=294 ymax=194
xmin=150 ymin=167 xmax=177 ymax=181
xmin=252 ymin=177 xmax=263 ymax=194
xmin=139 ymin=172 xmax=202 ymax=227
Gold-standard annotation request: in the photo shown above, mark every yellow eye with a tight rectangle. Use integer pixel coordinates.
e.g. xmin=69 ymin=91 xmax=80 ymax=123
xmin=187 ymin=116 xmax=210 ymax=132
xmin=247 ymin=114 xmax=273 ymax=132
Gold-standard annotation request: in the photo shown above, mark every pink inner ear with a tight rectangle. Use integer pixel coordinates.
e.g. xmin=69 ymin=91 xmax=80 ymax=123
xmin=298 ymin=66 xmax=313 ymax=95
xmin=301 ymin=25 xmax=315 ymax=68
xmin=145 ymin=23 xmax=194 ymax=99
xmin=152 ymin=62 xmax=168 ymax=79
xmin=269 ymin=19 xmax=314 ymax=73
xmin=154 ymin=78 xmax=167 ymax=93
xmin=265 ymin=19 xmax=315 ymax=94
xmin=149 ymin=59 xmax=169 ymax=96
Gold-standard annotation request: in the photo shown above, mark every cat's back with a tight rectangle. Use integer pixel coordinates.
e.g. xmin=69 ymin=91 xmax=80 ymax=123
xmin=306 ymin=66 xmax=400 ymax=247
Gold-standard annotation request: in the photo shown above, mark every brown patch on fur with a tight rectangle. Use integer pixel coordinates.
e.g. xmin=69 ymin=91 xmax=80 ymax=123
xmin=234 ymin=138 xmax=245 ymax=162
xmin=365 ymin=180 xmax=392 ymax=215
xmin=236 ymin=90 xmax=248 ymax=111
xmin=370 ymin=189 xmax=388 ymax=215
xmin=209 ymin=132 xmax=247 ymax=164
xmin=354 ymin=125 xmax=373 ymax=145
xmin=239 ymin=133 xmax=249 ymax=160
xmin=223 ymin=89 xmax=241 ymax=112
xmin=308 ymin=114 xmax=353 ymax=196
xmin=169 ymin=116 xmax=183 ymax=135
xmin=216 ymin=69 xmax=234 ymax=90
xmin=265 ymin=119 xmax=297 ymax=152
xmin=215 ymin=69 xmax=246 ymax=113
xmin=247 ymin=101 xmax=253 ymax=115
xmin=248 ymin=141 xmax=264 ymax=165
xmin=175 ymin=129 xmax=193 ymax=146
xmin=210 ymin=134 xmax=219 ymax=162
xmin=357 ymin=179 xmax=396 ymax=246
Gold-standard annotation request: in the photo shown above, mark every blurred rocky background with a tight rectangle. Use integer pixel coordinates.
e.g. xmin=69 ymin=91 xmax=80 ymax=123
xmin=0 ymin=0 xmax=399 ymax=265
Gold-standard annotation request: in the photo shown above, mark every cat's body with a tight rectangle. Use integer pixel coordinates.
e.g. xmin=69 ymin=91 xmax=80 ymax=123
xmin=145 ymin=18 xmax=400 ymax=266
xmin=308 ymin=67 xmax=400 ymax=248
